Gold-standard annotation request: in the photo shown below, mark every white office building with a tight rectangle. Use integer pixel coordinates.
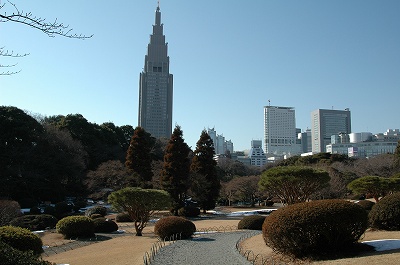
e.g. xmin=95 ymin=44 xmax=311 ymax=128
xmin=248 ymin=140 xmax=267 ymax=167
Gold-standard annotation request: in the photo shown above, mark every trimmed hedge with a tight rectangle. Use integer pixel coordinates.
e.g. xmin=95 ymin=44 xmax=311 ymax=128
xmin=115 ymin=212 xmax=133 ymax=222
xmin=355 ymin=200 xmax=375 ymax=211
xmin=10 ymin=215 xmax=58 ymax=231
xmin=0 ymin=241 xmax=53 ymax=265
xmin=56 ymin=216 xmax=95 ymax=238
xmin=154 ymin=216 xmax=196 ymax=240
xmin=0 ymin=226 xmax=43 ymax=254
xmin=238 ymin=215 xmax=266 ymax=230
xmin=262 ymin=199 xmax=368 ymax=258
xmin=85 ymin=206 xmax=108 ymax=217
xmin=178 ymin=206 xmax=200 ymax=217
xmin=93 ymin=218 xmax=118 ymax=233
xmin=369 ymin=192 xmax=400 ymax=230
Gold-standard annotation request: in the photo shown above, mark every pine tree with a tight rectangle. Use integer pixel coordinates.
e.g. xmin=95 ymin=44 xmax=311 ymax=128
xmin=125 ymin=127 xmax=154 ymax=187
xmin=190 ymin=130 xmax=221 ymax=213
xmin=161 ymin=126 xmax=191 ymax=215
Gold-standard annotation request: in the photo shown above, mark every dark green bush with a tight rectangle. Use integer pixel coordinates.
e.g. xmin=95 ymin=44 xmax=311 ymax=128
xmin=369 ymin=192 xmax=400 ymax=230
xmin=85 ymin=206 xmax=108 ymax=217
xmin=93 ymin=218 xmax=118 ymax=233
xmin=355 ymin=200 xmax=375 ymax=211
xmin=43 ymin=206 xmax=56 ymax=216
xmin=10 ymin=215 xmax=58 ymax=231
xmin=0 ymin=241 xmax=54 ymax=265
xmin=154 ymin=216 xmax=196 ymax=240
xmin=262 ymin=199 xmax=368 ymax=258
xmin=29 ymin=207 xmax=42 ymax=215
xmin=0 ymin=226 xmax=43 ymax=254
xmin=56 ymin=216 xmax=95 ymax=238
xmin=54 ymin=202 xmax=73 ymax=218
xmin=90 ymin=214 xmax=103 ymax=219
xmin=178 ymin=206 xmax=200 ymax=217
xmin=115 ymin=212 xmax=133 ymax=222
xmin=238 ymin=215 xmax=266 ymax=230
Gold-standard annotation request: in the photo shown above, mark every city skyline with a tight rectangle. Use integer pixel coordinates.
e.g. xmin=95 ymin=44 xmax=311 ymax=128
xmin=2 ymin=1 xmax=399 ymax=151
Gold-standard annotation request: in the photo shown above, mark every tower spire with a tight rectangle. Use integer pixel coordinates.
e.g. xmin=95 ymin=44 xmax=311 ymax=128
xmin=155 ymin=1 xmax=161 ymax=25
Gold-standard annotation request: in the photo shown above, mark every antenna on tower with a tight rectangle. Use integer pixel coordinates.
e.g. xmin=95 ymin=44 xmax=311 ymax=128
xmin=268 ymin=99 xmax=271 ymax=106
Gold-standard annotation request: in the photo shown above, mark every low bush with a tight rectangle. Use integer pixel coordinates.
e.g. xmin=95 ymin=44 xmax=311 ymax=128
xmin=0 ymin=241 xmax=53 ymax=265
xmin=56 ymin=216 xmax=95 ymax=238
xmin=264 ymin=200 xmax=274 ymax=207
xmin=93 ymin=218 xmax=118 ymax=233
xmin=0 ymin=226 xmax=43 ymax=254
xmin=85 ymin=206 xmax=108 ymax=217
xmin=178 ymin=206 xmax=200 ymax=217
xmin=90 ymin=214 xmax=103 ymax=219
xmin=238 ymin=215 xmax=266 ymax=230
xmin=369 ymin=192 xmax=400 ymax=230
xmin=54 ymin=202 xmax=73 ymax=219
xmin=29 ymin=207 xmax=42 ymax=215
xmin=355 ymin=200 xmax=375 ymax=211
xmin=10 ymin=215 xmax=58 ymax=231
xmin=0 ymin=200 xmax=22 ymax=226
xmin=262 ymin=199 xmax=368 ymax=259
xmin=115 ymin=212 xmax=133 ymax=222
xmin=154 ymin=216 xmax=196 ymax=240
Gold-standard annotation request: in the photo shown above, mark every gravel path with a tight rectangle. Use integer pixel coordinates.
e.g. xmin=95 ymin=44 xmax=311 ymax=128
xmin=150 ymin=231 xmax=261 ymax=265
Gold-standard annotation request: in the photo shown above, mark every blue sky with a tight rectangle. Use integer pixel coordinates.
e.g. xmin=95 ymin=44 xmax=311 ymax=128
xmin=1 ymin=0 xmax=399 ymax=151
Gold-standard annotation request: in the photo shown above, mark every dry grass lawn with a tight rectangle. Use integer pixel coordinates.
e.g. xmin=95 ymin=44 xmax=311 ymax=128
xmin=41 ymin=207 xmax=400 ymax=265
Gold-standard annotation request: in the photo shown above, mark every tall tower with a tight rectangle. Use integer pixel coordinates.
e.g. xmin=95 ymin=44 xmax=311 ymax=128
xmin=311 ymin=108 xmax=351 ymax=153
xmin=138 ymin=4 xmax=173 ymax=139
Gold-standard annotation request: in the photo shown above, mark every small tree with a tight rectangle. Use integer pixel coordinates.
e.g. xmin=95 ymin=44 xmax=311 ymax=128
xmin=161 ymin=125 xmax=191 ymax=215
xmin=108 ymin=187 xmax=171 ymax=236
xmin=190 ymin=130 xmax=220 ymax=213
xmin=125 ymin=127 xmax=155 ymax=187
xmin=259 ymin=166 xmax=330 ymax=205
xmin=225 ymin=176 xmax=262 ymax=207
xmin=0 ymin=200 xmax=21 ymax=226
xmin=347 ymin=176 xmax=399 ymax=202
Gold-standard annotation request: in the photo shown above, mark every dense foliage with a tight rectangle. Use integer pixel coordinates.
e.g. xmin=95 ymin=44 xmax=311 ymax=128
xmin=177 ymin=206 xmax=200 ymax=217
xmin=84 ymin=206 xmax=108 ymax=217
xmin=154 ymin=216 xmax=196 ymax=240
xmin=355 ymin=200 xmax=375 ymax=212
xmin=0 ymin=226 xmax=43 ymax=254
xmin=93 ymin=218 xmax=118 ymax=233
xmin=238 ymin=215 xmax=266 ymax=230
xmin=347 ymin=176 xmax=400 ymax=202
xmin=0 ymin=241 xmax=53 ymax=265
xmin=115 ymin=212 xmax=133 ymax=222
xmin=56 ymin=216 xmax=95 ymax=238
xmin=262 ymin=199 xmax=368 ymax=258
xmin=0 ymin=200 xmax=22 ymax=226
xmin=108 ymin=187 xmax=171 ymax=236
xmin=10 ymin=215 xmax=58 ymax=231
xmin=369 ymin=192 xmax=400 ymax=230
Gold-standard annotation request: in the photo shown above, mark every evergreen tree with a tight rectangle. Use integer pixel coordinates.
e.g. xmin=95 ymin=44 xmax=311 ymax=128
xmin=125 ymin=127 xmax=154 ymax=187
xmin=190 ymin=130 xmax=221 ymax=213
xmin=161 ymin=126 xmax=191 ymax=215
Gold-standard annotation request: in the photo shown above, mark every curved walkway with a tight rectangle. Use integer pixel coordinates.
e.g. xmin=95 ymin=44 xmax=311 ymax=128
xmin=150 ymin=231 xmax=261 ymax=265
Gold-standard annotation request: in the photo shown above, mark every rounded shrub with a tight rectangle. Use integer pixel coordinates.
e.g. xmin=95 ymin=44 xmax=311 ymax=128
xmin=154 ymin=216 xmax=196 ymax=240
xmin=0 ymin=241 xmax=53 ymax=265
xmin=262 ymin=199 xmax=368 ymax=258
xmin=115 ymin=212 xmax=133 ymax=222
xmin=369 ymin=192 xmax=400 ymax=230
xmin=29 ymin=207 xmax=42 ymax=215
xmin=238 ymin=215 xmax=266 ymax=230
xmin=93 ymin=218 xmax=118 ymax=233
xmin=355 ymin=200 xmax=375 ymax=211
xmin=85 ymin=206 xmax=108 ymax=217
xmin=90 ymin=214 xmax=103 ymax=219
xmin=0 ymin=226 xmax=43 ymax=254
xmin=178 ymin=206 xmax=200 ymax=217
xmin=56 ymin=216 xmax=95 ymax=238
xmin=10 ymin=214 xmax=58 ymax=231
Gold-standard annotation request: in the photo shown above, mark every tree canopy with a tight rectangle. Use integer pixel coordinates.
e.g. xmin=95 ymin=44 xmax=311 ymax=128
xmin=259 ymin=166 xmax=330 ymax=205
xmin=108 ymin=187 xmax=171 ymax=236
xmin=347 ymin=175 xmax=400 ymax=202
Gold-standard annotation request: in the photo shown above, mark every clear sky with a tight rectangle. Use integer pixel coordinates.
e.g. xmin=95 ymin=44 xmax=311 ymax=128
xmin=1 ymin=0 xmax=399 ymax=151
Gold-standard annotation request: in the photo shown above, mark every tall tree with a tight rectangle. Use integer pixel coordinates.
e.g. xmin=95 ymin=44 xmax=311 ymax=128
xmin=347 ymin=175 xmax=400 ymax=202
xmin=125 ymin=127 xmax=155 ymax=187
xmin=190 ymin=130 xmax=221 ymax=213
xmin=259 ymin=166 xmax=330 ymax=205
xmin=161 ymin=125 xmax=191 ymax=215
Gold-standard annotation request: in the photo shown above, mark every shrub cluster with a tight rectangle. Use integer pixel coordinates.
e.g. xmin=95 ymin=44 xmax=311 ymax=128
xmin=355 ymin=200 xmax=375 ymax=212
xmin=93 ymin=218 xmax=118 ymax=233
xmin=369 ymin=192 xmax=400 ymax=230
xmin=10 ymin=215 xmax=58 ymax=231
xmin=0 ymin=226 xmax=43 ymax=254
xmin=238 ymin=215 xmax=266 ymax=230
xmin=0 ymin=241 xmax=53 ymax=265
xmin=56 ymin=216 xmax=95 ymax=238
xmin=85 ymin=206 xmax=108 ymax=218
xmin=154 ymin=216 xmax=196 ymax=240
xmin=178 ymin=206 xmax=200 ymax=217
xmin=115 ymin=212 xmax=133 ymax=222
xmin=262 ymin=199 xmax=368 ymax=258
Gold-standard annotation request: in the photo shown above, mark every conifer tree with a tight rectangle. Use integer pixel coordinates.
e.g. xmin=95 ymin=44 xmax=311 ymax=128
xmin=125 ymin=127 xmax=154 ymax=187
xmin=190 ymin=130 xmax=221 ymax=213
xmin=161 ymin=125 xmax=191 ymax=215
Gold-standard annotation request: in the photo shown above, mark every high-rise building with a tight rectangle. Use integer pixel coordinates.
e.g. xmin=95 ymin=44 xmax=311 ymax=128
xmin=264 ymin=105 xmax=299 ymax=156
xmin=207 ymin=127 xmax=234 ymax=155
xmin=311 ymin=108 xmax=351 ymax=153
xmin=138 ymin=4 xmax=173 ymax=138
xmin=248 ymin=140 xmax=267 ymax=167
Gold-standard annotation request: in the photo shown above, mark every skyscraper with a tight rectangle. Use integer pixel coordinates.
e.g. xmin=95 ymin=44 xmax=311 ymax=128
xmin=264 ymin=105 xmax=300 ymax=156
xmin=138 ymin=4 xmax=173 ymax=138
xmin=311 ymin=108 xmax=351 ymax=153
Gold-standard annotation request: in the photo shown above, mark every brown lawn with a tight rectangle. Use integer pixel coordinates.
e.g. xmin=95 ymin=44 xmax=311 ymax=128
xmin=41 ymin=207 xmax=400 ymax=265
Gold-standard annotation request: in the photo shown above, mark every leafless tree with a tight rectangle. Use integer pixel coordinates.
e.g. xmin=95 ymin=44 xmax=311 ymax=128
xmin=0 ymin=0 xmax=92 ymax=75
